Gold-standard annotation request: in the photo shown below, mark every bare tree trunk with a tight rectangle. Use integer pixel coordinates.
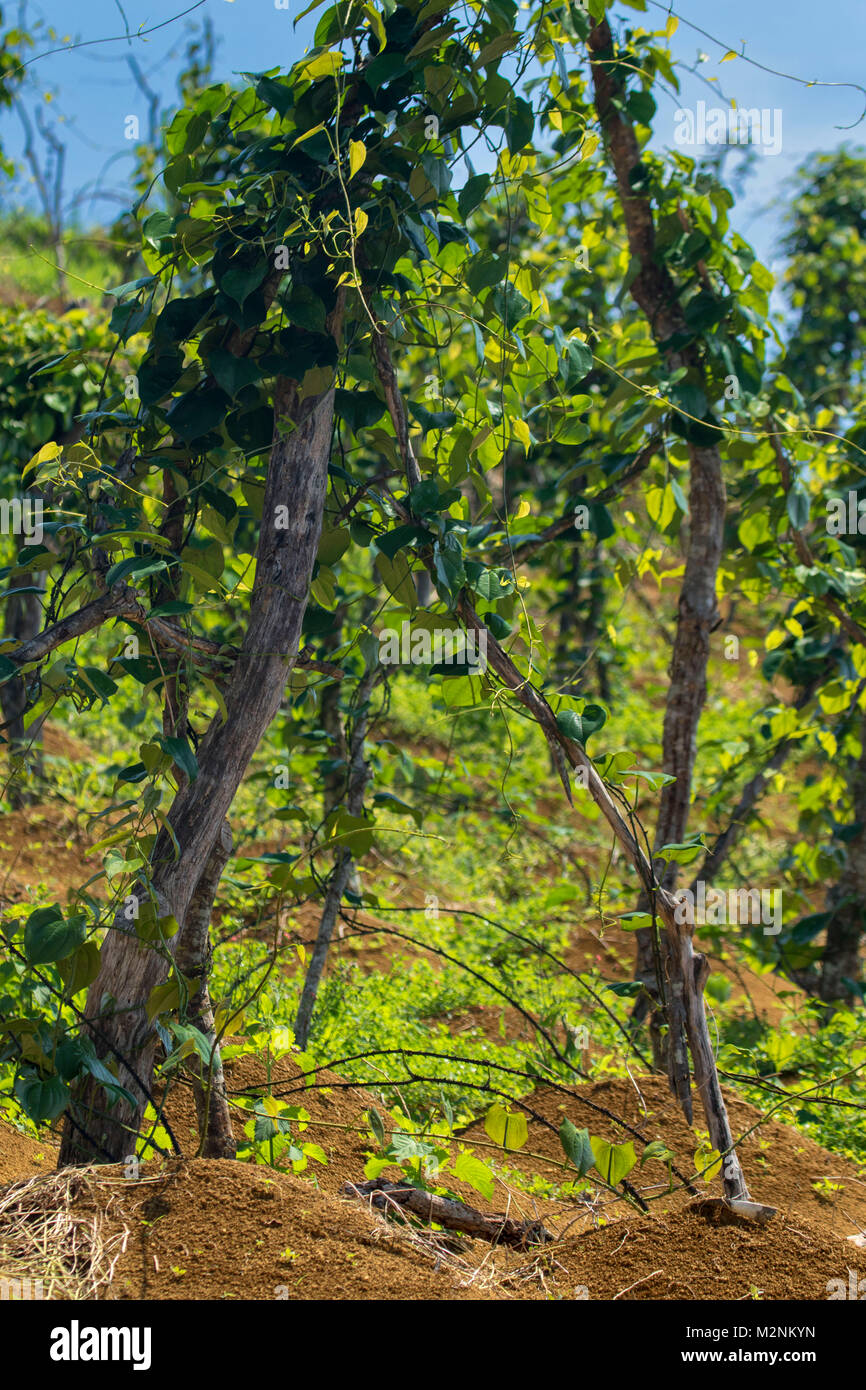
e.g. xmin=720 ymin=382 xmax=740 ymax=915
xmin=295 ymin=659 xmax=376 ymax=1047
xmin=632 ymin=439 xmax=726 ymax=1093
xmin=587 ymin=18 xmax=754 ymax=1151
xmin=1 ymin=576 xmax=45 ymax=805
xmin=555 ymin=544 xmax=583 ymax=695
xmin=2 ymin=420 xmax=88 ymax=800
xmin=319 ymin=613 xmax=349 ymax=820
xmin=58 ymin=300 xmax=344 ymax=1165
xmin=174 ymin=819 xmax=235 ymax=1158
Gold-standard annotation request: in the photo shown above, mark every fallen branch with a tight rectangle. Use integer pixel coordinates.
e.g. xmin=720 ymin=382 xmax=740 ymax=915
xmin=342 ymin=1178 xmax=554 ymax=1249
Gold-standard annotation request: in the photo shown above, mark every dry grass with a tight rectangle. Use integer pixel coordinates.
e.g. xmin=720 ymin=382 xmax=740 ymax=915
xmin=0 ymin=1168 xmax=133 ymax=1300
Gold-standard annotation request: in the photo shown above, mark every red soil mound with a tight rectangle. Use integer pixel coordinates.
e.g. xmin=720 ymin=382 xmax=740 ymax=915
xmin=104 ymin=1159 xmax=494 ymax=1301
xmin=1 ymin=1061 xmax=862 ymax=1300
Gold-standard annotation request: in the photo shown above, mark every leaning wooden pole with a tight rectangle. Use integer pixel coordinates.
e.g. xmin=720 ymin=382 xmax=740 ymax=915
xmin=371 ymin=345 xmax=773 ymax=1219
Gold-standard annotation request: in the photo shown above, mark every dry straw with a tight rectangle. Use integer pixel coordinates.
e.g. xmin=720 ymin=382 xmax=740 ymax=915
xmin=0 ymin=1167 xmax=133 ymax=1300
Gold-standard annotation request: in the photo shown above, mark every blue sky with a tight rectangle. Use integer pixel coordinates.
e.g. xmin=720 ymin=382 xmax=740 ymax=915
xmin=2 ymin=0 xmax=864 ymax=272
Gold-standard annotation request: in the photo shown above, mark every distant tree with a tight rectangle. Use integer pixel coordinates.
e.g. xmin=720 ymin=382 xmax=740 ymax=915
xmin=781 ymin=147 xmax=866 ymax=412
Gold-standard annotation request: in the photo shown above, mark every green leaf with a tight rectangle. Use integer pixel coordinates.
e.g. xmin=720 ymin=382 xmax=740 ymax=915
xmin=433 ymin=532 xmax=465 ymax=602
xmin=641 ymin=1140 xmax=675 ymax=1167
xmin=504 ymin=95 xmax=534 ymax=153
xmin=143 ymin=211 xmax=174 ymax=245
xmin=104 ymin=555 xmax=168 ymax=588
xmin=137 ymin=348 xmax=184 ymax=405
xmin=466 ymin=252 xmax=505 ymax=296
xmin=619 ymin=911 xmax=653 ymax=932
xmin=657 ymin=839 xmax=703 ymax=865
xmin=255 ymin=75 xmax=294 ymax=116
xmin=334 ymin=387 xmax=385 ymax=431
xmin=604 ymin=980 xmax=643 ymax=997
xmin=310 ymin=565 xmax=337 ymax=609
xmin=627 ymin=89 xmax=656 ymax=126
xmin=220 ymin=258 xmax=268 ymax=308
xmin=560 ymin=1119 xmax=594 ymax=1176
xmin=787 ymin=484 xmax=811 ymax=531
xmin=226 ymin=406 xmax=274 ymax=456
xmin=348 ymin=139 xmax=366 ymax=179
xmin=14 ymin=1071 xmax=70 ymax=1123
xmin=148 ymin=600 xmax=194 ymax=619
xmin=377 ymin=523 xmax=430 ymax=559
xmin=489 ymin=281 xmax=530 ymax=326
xmin=209 ymin=347 xmax=261 ymax=400
xmin=55 ymin=1037 xmax=91 ymax=1081
xmin=410 ymin=478 xmax=442 ymax=514
xmin=453 ymin=1151 xmax=495 ymax=1200
xmin=589 ymin=502 xmax=615 ymax=541
xmin=255 ymin=1112 xmax=278 ymax=1144
xmin=297 ymin=49 xmax=344 ymax=83
xmin=302 ymin=1141 xmax=327 ymax=1165
xmin=146 ymin=978 xmax=181 ymax=1022
xmin=167 ymin=387 xmax=229 ymax=443
xmin=24 ymin=907 xmax=86 ymax=965
xmin=363 ymin=51 xmax=408 ymax=92
xmin=484 ymin=1101 xmax=528 ymax=1151
xmin=325 ymin=810 xmax=375 ymax=857
xmin=561 ymin=338 xmax=593 ymax=388
xmin=160 ymin=735 xmax=199 ymax=783
xmin=486 ymin=613 xmax=512 ymax=639
xmin=590 ymin=1137 xmax=637 ymax=1186
xmin=368 ymin=1107 xmax=386 ymax=1149
xmin=317 ymin=525 xmax=352 ymax=566
xmin=556 ymin=710 xmax=584 ymax=742
xmin=555 ymin=703 xmax=607 ymax=747
xmin=136 ymin=903 xmax=181 ymax=945
xmin=57 ymin=941 xmax=102 ymax=996
xmin=408 ymin=403 xmax=458 ymax=433
xmin=284 ymin=286 xmax=327 ymax=333
xmin=694 ymin=1142 xmax=723 ymax=1182
xmin=458 ymin=173 xmax=491 ymax=220
xmin=363 ymin=1154 xmax=391 ymax=1180
xmin=375 ymin=552 xmax=417 ymax=608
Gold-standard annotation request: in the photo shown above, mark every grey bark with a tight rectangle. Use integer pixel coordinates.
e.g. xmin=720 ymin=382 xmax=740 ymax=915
xmin=58 ymin=299 xmax=344 ymax=1165
xmin=588 ymin=18 xmax=728 ymax=1106
xmin=173 ymin=819 xmax=236 ymax=1158
xmin=1 ymin=575 xmax=45 ymax=805
xmin=295 ymin=658 xmax=377 ymax=1047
